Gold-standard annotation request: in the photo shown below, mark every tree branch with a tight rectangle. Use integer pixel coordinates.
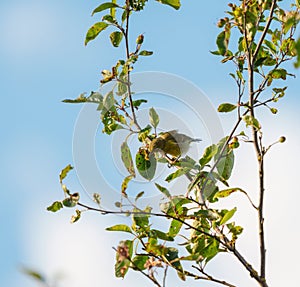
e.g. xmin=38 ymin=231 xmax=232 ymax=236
xmin=252 ymin=0 xmax=277 ymax=65
xmin=124 ymin=0 xmax=141 ymax=130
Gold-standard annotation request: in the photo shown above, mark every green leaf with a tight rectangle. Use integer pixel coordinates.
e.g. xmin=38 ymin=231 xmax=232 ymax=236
xmin=115 ymin=258 xmax=129 ymax=278
xmin=121 ymin=142 xmax=135 ymax=176
xmin=264 ymin=39 xmax=277 ymax=53
xmin=199 ymin=144 xmax=218 ymax=166
xmin=160 ymin=197 xmax=190 ymax=216
xmin=116 ymin=82 xmax=127 ymax=96
xmin=85 ymin=22 xmax=109 ymax=46
xmin=133 ymin=208 xmax=150 ymax=228
xmin=243 ymin=115 xmax=261 ymax=130
xmin=106 ymin=224 xmax=133 ymax=234
xmin=254 ymin=56 xmax=268 ymax=68
xmin=47 ymin=201 xmax=63 ymax=212
xmin=103 ymin=91 xmax=115 ymax=110
xmin=218 ymin=103 xmax=237 ymax=113
xmin=139 ymin=50 xmax=153 ymax=56
xmin=135 ymin=191 xmax=145 ymax=201
xmin=165 ymin=168 xmax=190 ymax=182
xmin=156 ymin=0 xmax=181 ymax=10
xmin=121 ymin=175 xmax=134 ymax=195
xmin=102 ymin=14 xmax=115 ymax=23
xmin=59 ymin=164 xmax=73 ymax=184
xmin=63 ymin=92 xmax=103 ymax=105
xmin=102 ymin=119 xmax=124 ymax=134
xmin=110 ymin=31 xmax=123 ymax=47
xmin=149 ymin=107 xmax=159 ymax=128
xmin=63 ymin=93 xmax=87 ymax=103
xmin=131 ymin=255 xmax=149 ymax=270
xmin=62 ymin=194 xmax=79 ymax=208
xmin=22 ymin=268 xmax=46 ymax=282
xmin=236 ymin=70 xmax=245 ymax=82
xmin=165 ymin=247 xmax=184 ymax=277
xmin=221 ymin=55 xmax=234 ymax=63
xmin=220 ymin=207 xmax=237 ymax=225
xmin=227 ymin=222 xmax=243 ymax=242
xmin=151 ymin=229 xmax=174 ymax=241
xmin=214 ymin=138 xmax=234 ymax=181
xmin=201 ymin=239 xmax=219 ymax=262
xmin=283 ymin=16 xmax=297 ymax=34
xmin=294 ymin=38 xmax=300 ymax=68
xmin=92 ymin=2 xmax=120 ymax=16
xmin=136 ymin=150 xmax=157 ymax=180
xmin=269 ymin=68 xmax=288 ymax=80
xmin=214 ymin=188 xmax=242 ymax=200
xmin=121 ymin=9 xmax=129 ymax=23
xmin=132 ymin=99 xmax=147 ymax=108
xmin=180 ymin=254 xmax=203 ymax=261
xmin=216 ymin=151 xmax=234 ymax=181
xmin=177 ymin=155 xmax=197 ymax=169
xmin=155 ymin=183 xmax=171 ymax=198
xmin=210 ymin=50 xmax=221 ymax=55
xmin=216 ymin=31 xmax=227 ymax=56
xmin=168 ymin=219 xmax=183 ymax=237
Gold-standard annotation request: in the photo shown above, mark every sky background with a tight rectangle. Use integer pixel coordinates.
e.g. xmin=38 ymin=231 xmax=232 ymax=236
xmin=0 ymin=0 xmax=300 ymax=287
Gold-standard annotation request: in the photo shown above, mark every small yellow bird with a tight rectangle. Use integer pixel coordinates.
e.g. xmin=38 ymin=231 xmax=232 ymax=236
xmin=149 ymin=130 xmax=201 ymax=157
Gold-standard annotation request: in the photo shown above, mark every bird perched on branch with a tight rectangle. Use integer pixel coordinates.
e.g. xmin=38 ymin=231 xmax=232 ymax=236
xmin=149 ymin=130 xmax=201 ymax=158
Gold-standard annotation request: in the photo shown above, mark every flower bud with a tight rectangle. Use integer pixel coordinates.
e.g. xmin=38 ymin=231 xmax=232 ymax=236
xmin=279 ymin=136 xmax=286 ymax=143
xmin=217 ymin=19 xmax=226 ymax=28
xmin=136 ymin=34 xmax=144 ymax=45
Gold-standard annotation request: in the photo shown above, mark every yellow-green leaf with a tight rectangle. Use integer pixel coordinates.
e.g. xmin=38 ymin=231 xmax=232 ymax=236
xmin=110 ymin=31 xmax=123 ymax=47
xmin=106 ymin=224 xmax=132 ymax=233
xmin=92 ymin=2 xmax=120 ymax=16
xmin=156 ymin=0 xmax=181 ymax=10
xmin=136 ymin=150 xmax=156 ymax=180
xmin=59 ymin=164 xmax=73 ymax=184
xmin=243 ymin=115 xmax=261 ymax=130
xmin=85 ymin=22 xmax=109 ymax=46
xmin=155 ymin=183 xmax=171 ymax=198
xmin=218 ymin=103 xmax=237 ymax=113
xmin=149 ymin=107 xmax=159 ymax=128
xmin=121 ymin=142 xmax=135 ymax=176
xmin=121 ymin=175 xmax=134 ymax=196
xmin=199 ymin=144 xmax=218 ymax=166
xmin=139 ymin=50 xmax=153 ymax=56
xmin=220 ymin=207 xmax=237 ymax=225
xmin=47 ymin=201 xmax=63 ymax=212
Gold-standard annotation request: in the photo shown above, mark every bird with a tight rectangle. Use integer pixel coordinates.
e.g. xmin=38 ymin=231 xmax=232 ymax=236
xmin=148 ymin=130 xmax=201 ymax=158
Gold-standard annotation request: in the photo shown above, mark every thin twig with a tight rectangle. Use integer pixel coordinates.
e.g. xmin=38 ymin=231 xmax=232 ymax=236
xmin=162 ymin=265 xmax=168 ymax=287
xmin=192 ymin=265 xmax=238 ymax=287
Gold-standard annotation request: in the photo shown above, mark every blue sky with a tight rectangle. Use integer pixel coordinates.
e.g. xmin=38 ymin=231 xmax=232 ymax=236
xmin=1 ymin=1 xmax=300 ymax=287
